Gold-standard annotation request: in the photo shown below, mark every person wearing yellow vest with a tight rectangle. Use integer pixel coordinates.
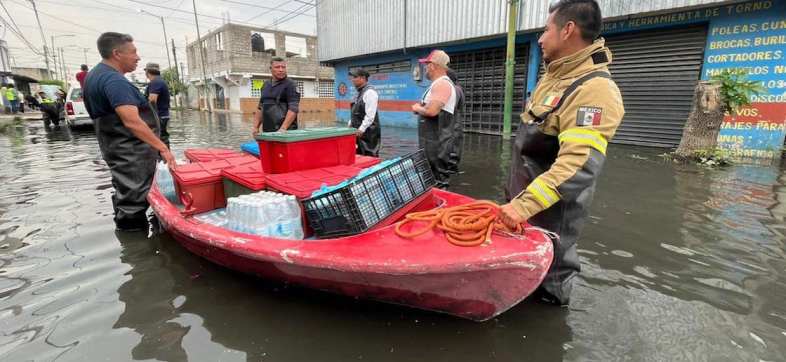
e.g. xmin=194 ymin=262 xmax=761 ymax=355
xmin=499 ymin=0 xmax=625 ymax=306
xmin=38 ymin=91 xmax=59 ymax=127
xmin=5 ymin=84 xmax=19 ymax=114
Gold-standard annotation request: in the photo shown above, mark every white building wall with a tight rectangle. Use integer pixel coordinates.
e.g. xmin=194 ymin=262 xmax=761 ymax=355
xmin=302 ymin=80 xmax=317 ymax=98
xmin=228 ymin=84 xmax=240 ymax=111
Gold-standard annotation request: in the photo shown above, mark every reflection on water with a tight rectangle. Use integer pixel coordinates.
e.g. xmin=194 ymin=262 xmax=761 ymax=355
xmin=0 ymin=111 xmax=785 ymax=361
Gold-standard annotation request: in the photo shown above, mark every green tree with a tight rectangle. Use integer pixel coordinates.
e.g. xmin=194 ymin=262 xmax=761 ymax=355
xmin=162 ymin=68 xmax=185 ymax=96
xmin=710 ymin=69 xmax=766 ymax=113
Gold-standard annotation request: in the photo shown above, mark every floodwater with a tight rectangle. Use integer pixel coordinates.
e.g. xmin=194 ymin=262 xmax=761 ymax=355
xmin=1 ymin=110 xmax=785 ymax=361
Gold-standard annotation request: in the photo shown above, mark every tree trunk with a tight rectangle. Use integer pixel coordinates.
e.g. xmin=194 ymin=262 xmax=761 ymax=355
xmin=675 ymin=81 xmax=724 ymax=157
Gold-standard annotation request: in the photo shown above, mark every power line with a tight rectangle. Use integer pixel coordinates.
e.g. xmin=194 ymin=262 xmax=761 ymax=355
xmin=127 ymin=0 xmax=274 ymax=29
xmin=245 ymin=0 xmax=290 ymax=23
xmin=218 ymin=0 xmax=314 ymax=18
xmin=265 ymin=1 xmax=316 ymax=28
xmin=0 ymin=0 xmax=24 ymax=35
xmin=0 ymin=15 xmax=43 ymax=55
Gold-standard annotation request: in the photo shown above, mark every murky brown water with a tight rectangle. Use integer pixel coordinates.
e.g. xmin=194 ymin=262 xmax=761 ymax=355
xmin=1 ymin=111 xmax=785 ymax=361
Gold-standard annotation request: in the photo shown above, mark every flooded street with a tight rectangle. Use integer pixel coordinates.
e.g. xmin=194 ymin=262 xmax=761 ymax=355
xmin=1 ymin=110 xmax=786 ymax=361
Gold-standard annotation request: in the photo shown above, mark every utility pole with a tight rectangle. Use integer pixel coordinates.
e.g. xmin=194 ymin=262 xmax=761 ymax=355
xmin=192 ymin=0 xmax=212 ymax=112
xmin=51 ymin=40 xmax=60 ymax=82
xmin=180 ymin=61 xmax=189 ymax=107
xmin=83 ymin=48 xmax=89 ymax=65
xmin=171 ymin=39 xmax=180 ymax=80
xmin=29 ymin=0 xmax=51 ymax=79
xmin=59 ymin=47 xmax=66 ymax=85
xmin=502 ymin=0 xmax=519 ymax=140
xmin=171 ymin=38 xmax=180 ymax=108
xmin=139 ymin=9 xmax=172 ymax=71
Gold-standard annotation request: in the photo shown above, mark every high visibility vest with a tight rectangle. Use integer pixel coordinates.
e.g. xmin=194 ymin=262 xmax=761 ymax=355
xmin=5 ymin=88 xmax=16 ymax=101
xmin=40 ymin=97 xmax=54 ymax=104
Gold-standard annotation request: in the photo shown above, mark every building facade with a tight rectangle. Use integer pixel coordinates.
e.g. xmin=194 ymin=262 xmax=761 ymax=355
xmin=318 ymin=0 xmax=786 ymax=158
xmin=186 ymin=24 xmax=336 ymax=122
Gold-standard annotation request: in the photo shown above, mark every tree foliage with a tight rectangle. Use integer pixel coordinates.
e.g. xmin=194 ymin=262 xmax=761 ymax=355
xmin=709 ymin=69 xmax=766 ymax=114
xmin=163 ymin=68 xmax=186 ymax=95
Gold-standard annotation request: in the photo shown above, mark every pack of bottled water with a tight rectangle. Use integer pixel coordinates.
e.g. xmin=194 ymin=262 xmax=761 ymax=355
xmin=155 ymin=161 xmax=179 ymax=203
xmin=226 ymin=191 xmax=304 ymax=240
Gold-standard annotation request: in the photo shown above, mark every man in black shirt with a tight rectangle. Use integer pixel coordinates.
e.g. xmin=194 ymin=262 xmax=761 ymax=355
xmin=144 ymin=62 xmax=171 ymax=148
xmin=251 ymin=57 xmax=301 ymax=135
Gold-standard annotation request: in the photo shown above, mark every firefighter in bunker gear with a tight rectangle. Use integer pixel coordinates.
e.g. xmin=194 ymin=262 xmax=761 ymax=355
xmin=503 ymin=38 xmax=625 ymax=304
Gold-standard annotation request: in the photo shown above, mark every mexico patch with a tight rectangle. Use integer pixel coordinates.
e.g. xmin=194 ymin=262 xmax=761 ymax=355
xmin=543 ymin=95 xmax=561 ymax=107
xmin=576 ymin=106 xmax=602 ymax=126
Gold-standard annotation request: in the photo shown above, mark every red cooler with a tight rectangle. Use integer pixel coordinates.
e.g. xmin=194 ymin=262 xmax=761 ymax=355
xmin=173 ymin=157 xmax=258 ymax=214
xmin=222 ymin=163 xmax=266 ymax=198
xmin=255 ymin=127 xmax=356 ymax=174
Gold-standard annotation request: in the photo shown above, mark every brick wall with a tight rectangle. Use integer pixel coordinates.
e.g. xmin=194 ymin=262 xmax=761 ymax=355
xmin=237 ymin=97 xmax=335 ymax=123
xmin=298 ymin=98 xmax=336 ymax=123
xmin=240 ymin=98 xmax=259 ymax=114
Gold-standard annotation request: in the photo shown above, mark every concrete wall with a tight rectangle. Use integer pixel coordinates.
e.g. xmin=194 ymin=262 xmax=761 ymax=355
xmin=186 ymin=23 xmax=334 ymax=81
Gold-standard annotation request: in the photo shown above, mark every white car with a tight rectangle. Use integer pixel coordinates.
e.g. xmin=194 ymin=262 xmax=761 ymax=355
xmin=65 ymin=87 xmax=93 ymax=128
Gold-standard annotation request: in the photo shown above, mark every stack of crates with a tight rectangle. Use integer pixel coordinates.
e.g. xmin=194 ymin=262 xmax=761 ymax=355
xmin=302 ymin=150 xmax=435 ymax=238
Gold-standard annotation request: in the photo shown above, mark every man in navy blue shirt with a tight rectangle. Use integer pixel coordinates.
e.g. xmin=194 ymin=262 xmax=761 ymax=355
xmin=144 ymin=62 xmax=171 ymax=148
xmin=84 ymin=32 xmax=175 ymax=232
xmin=251 ymin=57 xmax=301 ymax=135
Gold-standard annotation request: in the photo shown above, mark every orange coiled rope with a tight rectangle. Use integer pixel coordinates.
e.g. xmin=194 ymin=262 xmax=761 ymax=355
xmin=394 ymin=200 xmax=524 ymax=247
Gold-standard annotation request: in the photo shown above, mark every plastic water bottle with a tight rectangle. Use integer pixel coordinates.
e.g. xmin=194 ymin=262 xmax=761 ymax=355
xmin=227 ymin=198 xmax=237 ymax=231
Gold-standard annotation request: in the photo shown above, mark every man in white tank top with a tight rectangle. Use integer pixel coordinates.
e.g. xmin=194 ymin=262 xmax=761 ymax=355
xmin=412 ymin=50 xmax=461 ymax=188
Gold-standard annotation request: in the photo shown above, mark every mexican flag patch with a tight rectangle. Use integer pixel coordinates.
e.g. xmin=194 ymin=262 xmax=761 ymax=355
xmin=576 ymin=106 xmax=602 ymax=126
xmin=543 ymin=95 xmax=560 ymax=107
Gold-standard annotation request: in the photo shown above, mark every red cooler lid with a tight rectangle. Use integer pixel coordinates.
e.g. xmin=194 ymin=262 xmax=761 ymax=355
xmin=222 ymin=163 xmax=266 ymax=191
xmin=353 ymin=155 xmax=382 ymax=169
xmin=173 ymin=159 xmax=234 ymax=185
xmin=264 ymin=165 xmax=363 ymax=199
xmin=225 ymin=154 xmax=259 ymax=167
xmin=184 ymin=148 xmax=244 ymax=163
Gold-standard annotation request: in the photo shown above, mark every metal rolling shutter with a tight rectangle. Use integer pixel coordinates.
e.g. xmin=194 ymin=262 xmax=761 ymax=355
xmin=606 ymin=25 xmax=708 ymax=148
xmin=450 ymin=43 xmax=529 ymax=134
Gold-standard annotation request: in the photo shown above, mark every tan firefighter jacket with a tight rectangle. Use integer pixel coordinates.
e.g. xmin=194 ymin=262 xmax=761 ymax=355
xmin=510 ymin=38 xmax=625 ymax=220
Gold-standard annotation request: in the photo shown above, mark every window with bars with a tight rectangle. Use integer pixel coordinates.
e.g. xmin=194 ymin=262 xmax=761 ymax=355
xmin=350 ymin=60 xmax=411 ymax=75
xmin=295 ymin=80 xmax=304 ymax=95
xmin=250 ymin=78 xmax=267 ymax=98
xmin=318 ymin=80 xmax=334 ymax=98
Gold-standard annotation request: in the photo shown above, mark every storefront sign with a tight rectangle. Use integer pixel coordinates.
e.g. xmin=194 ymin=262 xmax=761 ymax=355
xmin=704 ymin=0 xmax=786 ymax=158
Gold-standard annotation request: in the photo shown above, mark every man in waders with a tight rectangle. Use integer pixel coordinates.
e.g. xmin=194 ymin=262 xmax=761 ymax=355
xmin=251 ymin=57 xmax=301 ymax=135
xmin=347 ymin=68 xmax=381 ymax=156
xmin=411 ymin=50 xmax=461 ymax=188
xmin=38 ymin=91 xmax=59 ymax=127
xmin=144 ymin=63 xmax=171 ymax=148
xmin=499 ymin=0 xmax=625 ymax=305
xmin=84 ymin=32 xmax=175 ymax=232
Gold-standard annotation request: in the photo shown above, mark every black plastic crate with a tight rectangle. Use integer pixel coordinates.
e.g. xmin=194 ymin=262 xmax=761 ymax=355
xmin=303 ymin=150 xmax=435 ymax=238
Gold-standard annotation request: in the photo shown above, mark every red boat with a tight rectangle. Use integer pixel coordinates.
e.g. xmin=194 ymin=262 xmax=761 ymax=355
xmin=148 ymin=181 xmax=554 ymax=321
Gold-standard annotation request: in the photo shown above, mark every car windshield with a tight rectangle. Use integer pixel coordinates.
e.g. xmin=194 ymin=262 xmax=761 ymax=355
xmin=70 ymin=88 xmax=83 ymax=101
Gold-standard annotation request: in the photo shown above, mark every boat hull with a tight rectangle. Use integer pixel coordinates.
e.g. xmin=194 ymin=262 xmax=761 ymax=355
xmin=149 ymin=186 xmax=553 ymax=321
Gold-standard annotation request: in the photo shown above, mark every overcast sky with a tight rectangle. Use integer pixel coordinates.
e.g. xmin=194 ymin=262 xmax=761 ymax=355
xmin=0 ymin=0 xmax=316 ymax=83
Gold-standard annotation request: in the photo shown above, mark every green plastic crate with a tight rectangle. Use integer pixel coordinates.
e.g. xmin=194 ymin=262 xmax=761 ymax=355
xmin=223 ymin=178 xmax=255 ymax=199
